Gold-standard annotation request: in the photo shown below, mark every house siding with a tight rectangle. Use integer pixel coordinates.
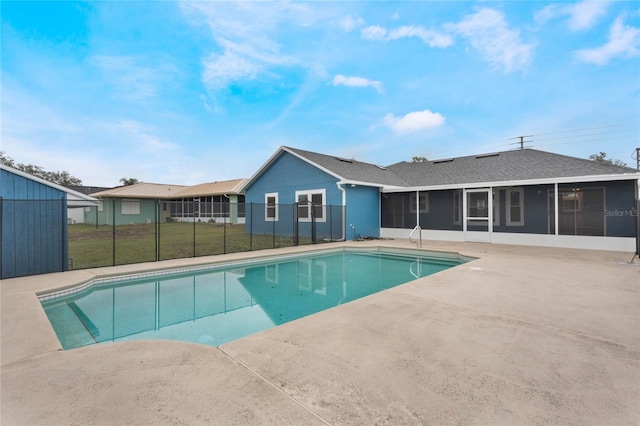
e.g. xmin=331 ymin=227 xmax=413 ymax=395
xmin=344 ymin=185 xmax=380 ymax=239
xmin=1 ymin=168 xmax=68 ymax=278
xmin=85 ymin=199 xmax=158 ymax=225
xmin=245 ymin=152 xmax=348 ymax=239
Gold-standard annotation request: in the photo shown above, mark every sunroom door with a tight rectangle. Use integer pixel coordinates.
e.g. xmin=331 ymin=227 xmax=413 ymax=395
xmin=464 ymin=189 xmax=492 ymax=242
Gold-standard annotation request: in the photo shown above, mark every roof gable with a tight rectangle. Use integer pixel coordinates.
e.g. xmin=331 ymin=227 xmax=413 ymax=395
xmin=243 ymin=146 xmax=409 ymax=190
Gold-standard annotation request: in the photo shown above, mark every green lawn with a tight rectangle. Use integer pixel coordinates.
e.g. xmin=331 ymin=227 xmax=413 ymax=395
xmin=68 ymin=222 xmax=308 ymax=270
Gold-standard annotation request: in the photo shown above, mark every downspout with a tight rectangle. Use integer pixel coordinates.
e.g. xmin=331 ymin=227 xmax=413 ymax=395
xmin=336 ymin=182 xmax=347 ymax=240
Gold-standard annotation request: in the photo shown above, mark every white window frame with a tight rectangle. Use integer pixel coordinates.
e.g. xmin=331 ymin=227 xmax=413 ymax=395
xmin=295 ymin=189 xmax=326 ymax=222
xmin=410 ymin=191 xmax=429 ymax=213
xmin=121 ymin=199 xmax=140 ymax=215
xmin=506 ymin=188 xmax=524 ymax=226
xmin=265 ymin=192 xmax=279 ymax=221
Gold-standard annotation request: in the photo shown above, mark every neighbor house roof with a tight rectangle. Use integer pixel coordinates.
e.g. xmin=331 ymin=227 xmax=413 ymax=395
xmin=175 ymin=178 xmax=248 ymax=197
xmin=90 ymin=179 xmax=247 ymax=199
xmin=386 ymin=149 xmax=639 ymax=189
xmin=90 ymin=183 xmax=188 ymax=199
xmin=0 ymin=164 xmax=99 ymax=207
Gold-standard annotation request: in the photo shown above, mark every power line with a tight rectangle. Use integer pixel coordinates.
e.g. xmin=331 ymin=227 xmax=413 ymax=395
xmin=529 ymin=121 xmax=638 ymax=138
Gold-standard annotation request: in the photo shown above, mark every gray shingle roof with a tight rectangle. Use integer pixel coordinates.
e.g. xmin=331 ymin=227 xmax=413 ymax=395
xmin=386 ymin=149 xmax=637 ymax=187
xmin=285 ymin=147 xmax=409 ymax=187
xmin=287 ymin=147 xmax=637 ymax=189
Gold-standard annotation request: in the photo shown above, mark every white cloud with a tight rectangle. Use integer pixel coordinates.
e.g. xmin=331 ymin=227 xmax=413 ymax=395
xmin=340 ymin=14 xmax=364 ymax=32
xmin=118 ymin=120 xmax=180 ymax=152
xmin=575 ymin=16 xmax=640 ymax=65
xmin=202 ymin=51 xmax=260 ymax=90
xmin=332 ymin=75 xmax=383 ymax=93
xmin=361 ymin=24 xmax=452 ymax=48
xmin=448 ymin=8 xmax=534 ymax=73
xmin=91 ymin=55 xmax=171 ymax=101
xmin=535 ymin=1 xmax=610 ymax=31
xmin=388 ymin=25 xmax=454 ymax=48
xmin=180 ymin=2 xmax=320 ymax=94
xmin=361 ymin=25 xmax=388 ymax=41
xmin=381 ymin=109 xmax=445 ymax=134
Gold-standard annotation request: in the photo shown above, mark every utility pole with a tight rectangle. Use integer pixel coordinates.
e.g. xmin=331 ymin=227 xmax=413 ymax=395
xmin=509 ymin=135 xmax=533 ymax=150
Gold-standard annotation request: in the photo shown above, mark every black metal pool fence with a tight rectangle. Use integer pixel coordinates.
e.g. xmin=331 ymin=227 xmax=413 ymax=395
xmin=0 ymin=199 xmax=345 ymax=278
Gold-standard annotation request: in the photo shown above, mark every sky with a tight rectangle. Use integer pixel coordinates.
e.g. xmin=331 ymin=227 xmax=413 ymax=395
xmin=1 ymin=1 xmax=639 ymax=187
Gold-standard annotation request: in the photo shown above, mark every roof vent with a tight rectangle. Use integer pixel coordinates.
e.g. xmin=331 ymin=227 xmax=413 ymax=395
xmin=336 ymin=157 xmax=353 ymax=163
xmin=376 ymin=165 xmax=387 ymax=170
xmin=433 ymin=158 xmax=453 ymax=164
xmin=475 ymin=153 xmax=500 ymax=159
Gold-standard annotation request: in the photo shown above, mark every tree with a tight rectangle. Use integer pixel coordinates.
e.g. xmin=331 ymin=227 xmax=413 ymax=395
xmin=0 ymin=151 xmax=83 ymax=185
xmin=589 ymin=152 xmax=627 ymax=167
xmin=120 ymin=178 xmax=141 ymax=186
xmin=411 ymin=156 xmax=428 ymax=163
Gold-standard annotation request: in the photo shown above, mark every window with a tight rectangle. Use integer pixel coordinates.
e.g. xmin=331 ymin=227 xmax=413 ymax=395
xmin=295 ymin=189 xmax=326 ymax=222
xmin=453 ymin=191 xmax=462 ymax=225
xmin=506 ymin=188 xmax=524 ymax=226
xmin=557 ymin=187 xmax=605 ymax=236
xmin=121 ymin=199 xmax=140 ymax=215
xmin=265 ymin=193 xmax=278 ymax=221
xmin=410 ymin=192 xmax=429 ymax=213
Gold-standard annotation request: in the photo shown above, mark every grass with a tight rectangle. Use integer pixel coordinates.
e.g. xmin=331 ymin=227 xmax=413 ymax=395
xmin=68 ymin=222 xmax=314 ymax=270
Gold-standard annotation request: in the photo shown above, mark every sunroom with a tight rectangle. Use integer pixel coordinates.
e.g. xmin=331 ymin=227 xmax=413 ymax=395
xmin=380 ymin=175 xmax=639 ymax=252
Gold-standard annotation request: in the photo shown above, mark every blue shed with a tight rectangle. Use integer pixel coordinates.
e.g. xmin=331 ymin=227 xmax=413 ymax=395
xmin=1 ymin=164 xmax=98 ymax=278
xmin=242 ymin=146 xmax=408 ymax=241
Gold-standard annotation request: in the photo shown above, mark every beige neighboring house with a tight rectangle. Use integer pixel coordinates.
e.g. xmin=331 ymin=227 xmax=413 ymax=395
xmin=86 ymin=179 xmax=247 ymax=225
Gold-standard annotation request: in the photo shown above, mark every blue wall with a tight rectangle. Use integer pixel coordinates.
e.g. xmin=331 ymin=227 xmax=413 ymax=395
xmin=344 ymin=185 xmax=380 ymax=238
xmin=1 ymin=168 xmax=68 ymax=278
xmin=245 ymin=151 xmax=380 ymax=240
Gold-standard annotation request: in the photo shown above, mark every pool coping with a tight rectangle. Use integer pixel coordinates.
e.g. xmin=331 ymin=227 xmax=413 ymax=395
xmin=37 ymin=245 xmax=475 ymax=302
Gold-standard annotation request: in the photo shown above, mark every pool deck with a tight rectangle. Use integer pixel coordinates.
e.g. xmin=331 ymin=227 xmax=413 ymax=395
xmin=2 ymin=240 xmax=639 ymax=425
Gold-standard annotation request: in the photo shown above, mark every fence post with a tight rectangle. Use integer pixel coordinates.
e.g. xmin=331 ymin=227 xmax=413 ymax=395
xmin=329 ymin=204 xmax=333 ymax=241
xmin=193 ymin=214 xmax=196 ymax=257
xmin=0 ymin=197 xmax=3 ymax=279
xmin=155 ymin=199 xmax=159 ymax=261
xmin=294 ymin=203 xmax=298 ymax=246
xmin=112 ymin=198 xmax=116 ymax=266
xmin=223 ymin=216 xmax=227 ymax=254
xmin=249 ymin=203 xmax=253 ymax=251
xmin=61 ymin=197 xmax=66 ymax=272
xmin=311 ymin=203 xmax=316 ymax=244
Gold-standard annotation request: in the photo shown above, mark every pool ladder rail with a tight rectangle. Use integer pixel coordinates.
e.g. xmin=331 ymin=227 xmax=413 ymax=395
xmin=409 ymin=225 xmax=422 ymax=248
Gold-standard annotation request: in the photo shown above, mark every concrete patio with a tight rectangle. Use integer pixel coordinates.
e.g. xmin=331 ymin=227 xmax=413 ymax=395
xmin=2 ymin=240 xmax=639 ymax=425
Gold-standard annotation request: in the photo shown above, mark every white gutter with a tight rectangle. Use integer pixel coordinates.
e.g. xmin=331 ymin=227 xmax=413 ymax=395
xmin=382 ymin=172 xmax=640 ymax=193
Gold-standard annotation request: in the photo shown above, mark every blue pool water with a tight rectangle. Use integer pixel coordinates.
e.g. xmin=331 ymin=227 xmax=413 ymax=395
xmin=41 ymin=248 xmax=469 ymax=349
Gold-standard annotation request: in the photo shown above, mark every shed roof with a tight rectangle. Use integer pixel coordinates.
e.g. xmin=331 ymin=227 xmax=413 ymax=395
xmin=0 ymin=164 xmax=99 ymax=207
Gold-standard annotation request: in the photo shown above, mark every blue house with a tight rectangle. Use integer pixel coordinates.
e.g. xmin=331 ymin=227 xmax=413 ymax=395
xmin=243 ymin=146 xmax=407 ymax=242
xmin=1 ymin=164 xmax=98 ymax=278
xmin=243 ymin=146 xmax=639 ymax=252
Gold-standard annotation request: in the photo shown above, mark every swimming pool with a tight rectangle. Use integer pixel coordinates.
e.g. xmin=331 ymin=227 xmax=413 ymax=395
xmin=41 ymin=248 xmax=471 ymax=349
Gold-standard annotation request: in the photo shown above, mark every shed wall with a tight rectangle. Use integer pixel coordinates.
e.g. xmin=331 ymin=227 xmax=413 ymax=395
xmin=1 ymin=169 xmax=68 ymax=278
